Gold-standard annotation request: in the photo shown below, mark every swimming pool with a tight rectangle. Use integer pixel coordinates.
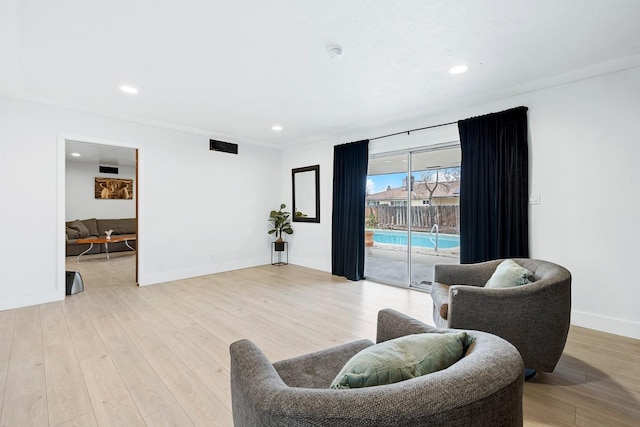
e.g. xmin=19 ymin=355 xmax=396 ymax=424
xmin=372 ymin=230 xmax=460 ymax=249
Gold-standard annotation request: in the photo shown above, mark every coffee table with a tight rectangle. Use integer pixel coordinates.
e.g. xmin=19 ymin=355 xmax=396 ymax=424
xmin=76 ymin=234 xmax=137 ymax=261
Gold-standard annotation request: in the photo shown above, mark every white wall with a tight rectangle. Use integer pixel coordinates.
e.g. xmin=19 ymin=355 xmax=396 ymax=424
xmin=2 ymin=66 xmax=639 ymax=340
xmin=279 ymin=143 xmax=335 ymax=272
xmin=281 ymin=66 xmax=640 ymax=340
xmin=0 ymin=96 xmax=281 ymax=310
xmin=66 ymin=161 xmax=136 ymax=221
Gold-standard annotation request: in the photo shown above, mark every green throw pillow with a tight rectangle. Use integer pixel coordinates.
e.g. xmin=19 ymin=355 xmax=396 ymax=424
xmin=485 ymin=259 xmax=535 ymax=288
xmin=329 ymin=332 xmax=473 ymax=389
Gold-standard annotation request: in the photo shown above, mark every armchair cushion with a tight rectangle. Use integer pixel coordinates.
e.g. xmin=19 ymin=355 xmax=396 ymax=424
xmin=329 ymin=331 xmax=472 ymax=389
xmin=485 ymin=259 xmax=535 ymax=289
xmin=274 ymin=339 xmax=373 ymax=389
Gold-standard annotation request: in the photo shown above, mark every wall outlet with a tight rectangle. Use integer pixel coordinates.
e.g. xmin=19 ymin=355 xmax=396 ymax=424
xmin=529 ymin=193 xmax=540 ymax=205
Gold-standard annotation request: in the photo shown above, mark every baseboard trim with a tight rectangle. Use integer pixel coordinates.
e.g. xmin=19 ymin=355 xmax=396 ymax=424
xmin=0 ymin=290 xmax=64 ymax=311
xmin=287 ymin=257 xmax=331 ymax=273
xmin=139 ymin=257 xmax=266 ymax=286
xmin=572 ymin=310 xmax=640 ymax=340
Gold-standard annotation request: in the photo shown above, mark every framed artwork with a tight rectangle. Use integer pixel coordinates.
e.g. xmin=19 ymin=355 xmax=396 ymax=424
xmin=95 ymin=177 xmax=134 ymax=199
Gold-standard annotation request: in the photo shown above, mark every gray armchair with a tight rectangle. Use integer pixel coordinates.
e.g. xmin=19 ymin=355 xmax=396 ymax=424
xmin=431 ymin=258 xmax=571 ymax=373
xmin=230 ymin=308 xmax=523 ymax=426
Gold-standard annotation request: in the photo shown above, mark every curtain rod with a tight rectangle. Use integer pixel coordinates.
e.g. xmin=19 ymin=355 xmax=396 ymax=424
xmin=369 ymin=120 xmax=458 ymax=141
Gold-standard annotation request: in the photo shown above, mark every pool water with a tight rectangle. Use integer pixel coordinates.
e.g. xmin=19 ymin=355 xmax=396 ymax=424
xmin=372 ymin=230 xmax=460 ymax=249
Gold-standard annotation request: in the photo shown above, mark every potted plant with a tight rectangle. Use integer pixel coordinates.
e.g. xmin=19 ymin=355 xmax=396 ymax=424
xmin=268 ymin=203 xmax=293 ymax=251
xmin=365 ymin=213 xmax=378 ymax=247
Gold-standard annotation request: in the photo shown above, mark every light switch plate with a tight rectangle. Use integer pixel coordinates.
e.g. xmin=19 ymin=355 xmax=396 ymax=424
xmin=529 ymin=193 xmax=540 ymax=204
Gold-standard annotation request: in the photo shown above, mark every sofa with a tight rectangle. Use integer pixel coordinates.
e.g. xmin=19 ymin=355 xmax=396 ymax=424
xmin=431 ymin=258 xmax=571 ymax=373
xmin=65 ymin=217 xmax=137 ymax=257
xmin=230 ymin=308 xmax=524 ymax=426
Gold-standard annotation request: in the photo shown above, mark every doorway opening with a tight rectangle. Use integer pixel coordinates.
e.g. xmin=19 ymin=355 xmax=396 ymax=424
xmin=365 ymin=143 xmax=460 ymax=290
xmin=60 ymin=137 xmax=140 ymax=295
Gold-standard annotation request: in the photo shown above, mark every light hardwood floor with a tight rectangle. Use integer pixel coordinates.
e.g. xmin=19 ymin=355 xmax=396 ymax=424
xmin=0 ymin=253 xmax=638 ymax=426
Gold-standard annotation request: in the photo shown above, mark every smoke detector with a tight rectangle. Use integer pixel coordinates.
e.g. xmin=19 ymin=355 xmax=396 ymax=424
xmin=327 ymin=46 xmax=343 ymax=59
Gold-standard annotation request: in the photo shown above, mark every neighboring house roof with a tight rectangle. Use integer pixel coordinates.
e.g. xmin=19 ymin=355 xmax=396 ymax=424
xmin=367 ymin=181 xmax=460 ymax=201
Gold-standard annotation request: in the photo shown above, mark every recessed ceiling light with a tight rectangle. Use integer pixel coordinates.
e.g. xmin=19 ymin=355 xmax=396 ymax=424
xmin=448 ymin=65 xmax=469 ymax=75
xmin=272 ymin=125 xmax=283 ymax=131
xmin=120 ymin=85 xmax=139 ymax=94
xmin=71 ymin=152 xmax=81 ymax=157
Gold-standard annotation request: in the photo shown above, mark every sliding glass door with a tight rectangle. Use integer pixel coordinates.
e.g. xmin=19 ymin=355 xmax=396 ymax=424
xmin=365 ymin=145 xmax=460 ymax=289
xmin=365 ymin=153 xmax=409 ymax=286
xmin=408 ymin=148 xmax=461 ymax=289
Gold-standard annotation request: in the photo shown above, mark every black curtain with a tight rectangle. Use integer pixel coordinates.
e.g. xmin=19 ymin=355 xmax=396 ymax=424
xmin=332 ymin=140 xmax=369 ymax=280
xmin=458 ymin=106 xmax=529 ymax=264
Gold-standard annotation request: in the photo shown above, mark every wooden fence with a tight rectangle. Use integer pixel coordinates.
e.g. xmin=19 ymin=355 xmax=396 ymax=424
xmin=366 ymin=205 xmax=459 ymax=233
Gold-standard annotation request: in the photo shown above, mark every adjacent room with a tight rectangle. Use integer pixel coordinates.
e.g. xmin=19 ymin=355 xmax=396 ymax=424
xmin=1 ymin=1 xmax=639 ymax=426
xmin=64 ymin=141 xmax=138 ymax=283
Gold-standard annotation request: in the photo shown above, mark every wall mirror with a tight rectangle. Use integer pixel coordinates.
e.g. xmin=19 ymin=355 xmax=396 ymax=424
xmin=292 ymin=165 xmax=320 ymax=223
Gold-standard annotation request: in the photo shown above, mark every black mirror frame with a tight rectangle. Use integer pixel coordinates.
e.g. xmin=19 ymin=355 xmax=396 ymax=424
xmin=292 ymin=165 xmax=320 ymax=223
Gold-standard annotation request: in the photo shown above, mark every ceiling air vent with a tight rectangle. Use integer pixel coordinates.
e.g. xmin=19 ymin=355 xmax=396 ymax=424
xmin=99 ymin=165 xmax=119 ymax=174
xmin=210 ymin=139 xmax=238 ymax=155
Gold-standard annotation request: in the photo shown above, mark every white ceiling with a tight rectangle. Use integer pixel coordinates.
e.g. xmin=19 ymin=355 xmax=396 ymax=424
xmin=369 ymin=145 xmax=461 ymax=175
xmin=66 ymin=140 xmax=136 ymax=167
xmin=2 ymin=0 xmax=640 ymax=148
